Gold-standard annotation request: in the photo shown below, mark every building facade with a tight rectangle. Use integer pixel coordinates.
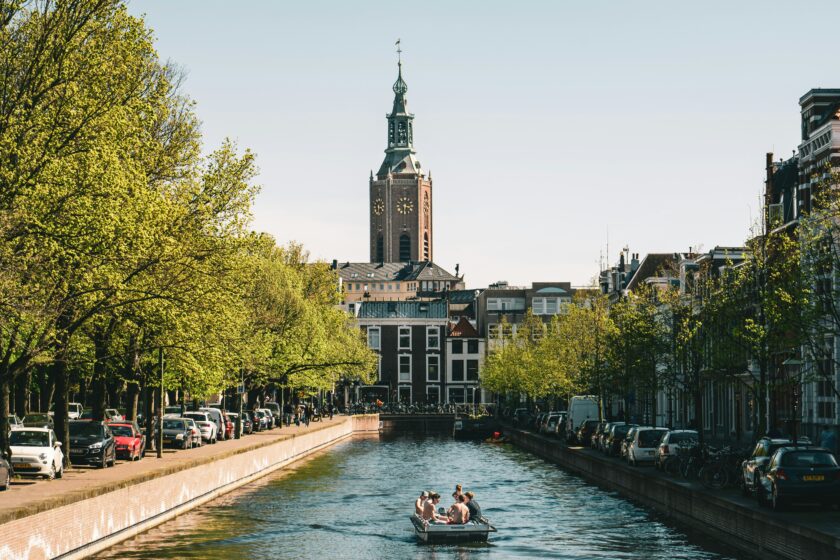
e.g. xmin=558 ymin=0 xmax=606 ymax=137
xmin=369 ymin=59 xmax=433 ymax=263
xmin=356 ymin=300 xmax=448 ymax=404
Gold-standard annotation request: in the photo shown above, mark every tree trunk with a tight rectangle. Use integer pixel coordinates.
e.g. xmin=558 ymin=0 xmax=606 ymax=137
xmin=38 ymin=365 xmax=55 ymax=413
xmin=53 ymin=357 xmax=70 ymax=468
xmin=0 ymin=370 xmax=11 ymax=457
xmin=144 ymin=383 xmax=155 ymax=450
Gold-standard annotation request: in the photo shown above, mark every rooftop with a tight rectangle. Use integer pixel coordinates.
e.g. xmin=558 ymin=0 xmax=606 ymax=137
xmin=332 ymin=261 xmax=459 ymax=283
xmin=357 ymin=300 xmax=448 ymax=319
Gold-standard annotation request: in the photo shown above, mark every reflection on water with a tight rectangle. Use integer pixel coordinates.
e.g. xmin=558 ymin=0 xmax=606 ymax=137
xmin=95 ymin=435 xmax=739 ymax=559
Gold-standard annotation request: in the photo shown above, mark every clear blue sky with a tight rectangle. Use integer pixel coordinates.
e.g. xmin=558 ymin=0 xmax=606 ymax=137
xmin=130 ymin=0 xmax=836 ymax=288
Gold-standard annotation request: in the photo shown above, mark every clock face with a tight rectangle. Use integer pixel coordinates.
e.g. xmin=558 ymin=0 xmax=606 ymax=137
xmin=397 ymin=196 xmax=414 ymax=214
xmin=373 ymin=198 xmax=385 ymax=216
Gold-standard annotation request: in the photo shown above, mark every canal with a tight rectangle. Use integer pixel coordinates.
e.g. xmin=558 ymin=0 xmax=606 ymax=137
xmin=95 ymin=435 xmax=740 ymax=559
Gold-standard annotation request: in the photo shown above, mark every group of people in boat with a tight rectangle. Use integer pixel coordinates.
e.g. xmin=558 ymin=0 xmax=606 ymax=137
xmin=415 ymin=484 xmax=482 ymax=524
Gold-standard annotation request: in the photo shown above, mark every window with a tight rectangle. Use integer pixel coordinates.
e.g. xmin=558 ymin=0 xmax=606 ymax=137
xmin=466 ymin=359 xmax=479 ymax=381
xmin=501 ymin=323 xmax=513 ymax=338
xmin=487 ymin=297 xmax=525 ymax=311
xmin=818 ymin=401 xmax=836 ymax=420
xmin=427 ymin=326 xmax=440 ymax=349
xmin=399 ymin=234 xmax=411 ymax=261
xmin=448 ymin=387 xmax=465 ymax=403
xmin=488 ymin=324 xmax=499 ymax=339
xmin=467 ymin=340 xmax=479 ymax=354
xmin=426 ymin=385 xmax=440 ymax=404
xmin=367 ymin=327 xmax=380 ymax=350
xmin=452 ymin=340 xmax=463 ymax=354
xmin=399 ymin=355 xmax=412 ymax=382
xmin=398 ymin=384 xmax=412 ymax=404
xmin=427 ymin=355 xmax=440 ymax=382
xmin=376 ymin=355 xmax=382 ymax=381
xmin=375 ymin=235 xmax=384 ymax=262
xmin=452 ymin=360 xmax=465 ymax=381
xmin=399 ymin=326 xmax=411 ymax=350
xmin=532 ymin=297 xmax=560 ymax=315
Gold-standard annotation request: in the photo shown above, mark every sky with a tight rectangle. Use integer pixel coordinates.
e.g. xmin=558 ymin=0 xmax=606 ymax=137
xmin=130 ymin=0 xmax=838 ymax=289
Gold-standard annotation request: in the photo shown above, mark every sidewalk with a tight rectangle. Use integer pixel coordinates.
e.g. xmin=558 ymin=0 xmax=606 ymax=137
xmin=0 ymin=416 xmax=350 ymax=525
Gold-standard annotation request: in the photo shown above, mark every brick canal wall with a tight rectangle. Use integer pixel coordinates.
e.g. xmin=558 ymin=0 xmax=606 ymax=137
xmin=0 ymin=414 xmax=379 ymax=560
xmin=507 ymin=428 xmax=840 ymax=560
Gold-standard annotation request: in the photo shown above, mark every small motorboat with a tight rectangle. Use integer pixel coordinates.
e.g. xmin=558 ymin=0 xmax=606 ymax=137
xmin=410 ymin=514 xmax=497 ymax=544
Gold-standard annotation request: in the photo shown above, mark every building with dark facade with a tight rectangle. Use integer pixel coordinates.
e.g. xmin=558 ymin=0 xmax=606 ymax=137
xmin=356 ymin=300 xmax=448 ymax=404
xmin=475 ymin=281 xmax=575 ymax=345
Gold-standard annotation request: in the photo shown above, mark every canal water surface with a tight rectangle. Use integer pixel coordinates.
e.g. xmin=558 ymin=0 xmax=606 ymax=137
xmin=96 ymin=435 xmax=739 ymax=559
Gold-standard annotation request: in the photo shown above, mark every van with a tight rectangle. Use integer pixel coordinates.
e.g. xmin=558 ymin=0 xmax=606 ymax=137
xmin=565 ymin=395 xmax=600 ymax=443
xmin=67 ymin=403 xmax=83 ymax=420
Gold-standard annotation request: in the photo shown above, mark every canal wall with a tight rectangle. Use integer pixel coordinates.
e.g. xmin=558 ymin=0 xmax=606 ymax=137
xmin=378 ymin=413 xmax=454 ymax=435
xmin=0 ymin=414 xmax=379 ymax=560
xmin=507 ymin=428 xmax=840 ymax=560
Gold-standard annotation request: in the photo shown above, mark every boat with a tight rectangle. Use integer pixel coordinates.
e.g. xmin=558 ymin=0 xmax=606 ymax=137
xmin=410 ymin=514 xmax=497 ymax=543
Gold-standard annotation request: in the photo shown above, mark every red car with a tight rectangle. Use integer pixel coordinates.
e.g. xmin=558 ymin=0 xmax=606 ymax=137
xmin=109 ymin=422 xmax=146 ymax=461
xmin=220 ymin=411 xmax=234 ymax=440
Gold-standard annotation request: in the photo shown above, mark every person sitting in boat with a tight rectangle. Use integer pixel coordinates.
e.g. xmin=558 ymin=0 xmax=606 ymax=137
xmin=451 ymin=483 xmax=462 ymax=502
xmin=464 ymin=491 xmax=482 ymax=521
xmin=422 ymin=493 xmax=449 ymax=523
xmin=415 ymin=490 xmax=429 ymax=516
xmin=448 ymin=494 xmax=470 ymax=524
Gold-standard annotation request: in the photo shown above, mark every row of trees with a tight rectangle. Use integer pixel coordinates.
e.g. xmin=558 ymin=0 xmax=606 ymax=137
xmin=0 ymin=1 xmax=376 ymax=457
xmin=483 ymin=168 xmax=840 ymax=440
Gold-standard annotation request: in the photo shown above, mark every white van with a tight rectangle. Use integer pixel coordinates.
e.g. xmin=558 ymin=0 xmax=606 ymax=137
xmin=565 ymin=396 xmax=600 ymax=443
xmin=67 ymin=403 xmax=83 ymax=420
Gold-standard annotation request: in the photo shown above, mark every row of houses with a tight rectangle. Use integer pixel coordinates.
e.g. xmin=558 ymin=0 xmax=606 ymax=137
xmin=593 ymin=88 xmax=840 ymax=444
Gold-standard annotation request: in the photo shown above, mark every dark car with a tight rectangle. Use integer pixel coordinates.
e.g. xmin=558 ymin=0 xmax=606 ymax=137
xmin=575 ymin=419 xmax=600 ymax=446
xmin=740 ymin=437 xmax=808 ymax=495
xmin=240 ymin=412 xmax=254 ymax=434
xmin=161 ymin=418 xmax=193 ymax=449
xmin=599 ymin=422 xmax=625 ymax=452
xmin=1 ymin=450 xmax=11 ymax=490
xmin=23 ymin=413 xmax=54 ymax=429
xmin=757 ymin=447 xmax=840 ymax=510
xmin=590 ymin=422 xmax=608 ymax=449
xmin=606 ymin=423 xmax=637 ymax=456
xmin=68 ymin=421 xmax=116 ymax=468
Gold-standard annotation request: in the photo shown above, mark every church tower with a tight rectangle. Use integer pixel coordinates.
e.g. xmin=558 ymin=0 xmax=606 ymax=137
xmin=369 ymin=54 xmax=433 ymax=263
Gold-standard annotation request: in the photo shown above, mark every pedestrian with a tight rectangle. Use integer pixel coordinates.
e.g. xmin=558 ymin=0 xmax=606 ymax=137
xmin=283 ymin=402 xmax=293 ymax=427
xmin=304 ymin=403 xmax=312 ymax=426
xmin=328 ymin=401 xmax=334 ymax=420
xmin=820 ymin=424 xmax=837 ymax=454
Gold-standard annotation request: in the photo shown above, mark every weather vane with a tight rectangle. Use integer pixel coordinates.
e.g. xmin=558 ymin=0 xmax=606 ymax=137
xmin=395 ymin=38 xmax=402 ymax=64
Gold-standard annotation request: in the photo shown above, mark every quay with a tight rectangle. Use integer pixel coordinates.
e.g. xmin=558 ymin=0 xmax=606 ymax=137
xmin=0 ymin=415 xmax=379 ymax=560
xmin=507 ymin=427 xmax=840 ymax=560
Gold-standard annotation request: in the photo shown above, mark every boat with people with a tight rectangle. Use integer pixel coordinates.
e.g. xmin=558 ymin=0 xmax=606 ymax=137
xmin=410 ymin=487 xmax=497 ymax=543
xmin=410 ymin=513 xmax=496 ymax=543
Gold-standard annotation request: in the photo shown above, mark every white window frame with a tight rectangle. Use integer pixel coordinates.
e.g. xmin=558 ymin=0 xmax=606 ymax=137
xmin=451 ymin=359 xmax=465 ymax=382
xmin=488 ymin=324 xmax=499 ymax=339
xmin=426 ymin=354 xmax=440 ymax=382
xmin=398 ymin=326 xmax=412 ymax=350
xmin=398 ymin=354 xmax=412 ymax=382
xmin=367 ymin=326 xmax=381 ymax=350
xmin=427 ymin=326 xmax=440 ymax=350
xmin=426 ymin=385 xmax=441 ymax=404
xmin=376 ymin=354 xmax=382 ymax=382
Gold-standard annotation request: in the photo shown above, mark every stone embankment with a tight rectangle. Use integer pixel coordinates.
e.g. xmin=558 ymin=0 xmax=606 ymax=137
xmin=507 ymin=427 xmax=840 ymax=560
xmin=0 ymin=414 xmax=379 ymax=560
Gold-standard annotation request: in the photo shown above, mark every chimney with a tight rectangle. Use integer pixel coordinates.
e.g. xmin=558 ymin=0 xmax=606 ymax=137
xmin=331 ymin=259 xmax=337 ymax=269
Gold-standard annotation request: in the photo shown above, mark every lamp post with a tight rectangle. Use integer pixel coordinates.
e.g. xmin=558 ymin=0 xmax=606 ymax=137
xmin=157 ymin=347 xmax=164 ymax=459
xmin=783 ymin=357 xmax=803 ymax=445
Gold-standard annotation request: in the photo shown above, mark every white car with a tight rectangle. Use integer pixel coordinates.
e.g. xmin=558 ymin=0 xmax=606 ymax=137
xmin=104 ymin=408 xmax=124 ymax=422
xmin=67 ymin=403 xmax=83 ymax=420
xmin=184 ymin=412 xmax=218 ymax=444
xmin=655 ymin=429 xmax=698 ymax=469
xmin=183 ymin=418 xmax=203 ymax=448
xmin=9 ymin=427 xmax=64 ymax=479
xmin=627 ymin=427 xmax=669 ymax=467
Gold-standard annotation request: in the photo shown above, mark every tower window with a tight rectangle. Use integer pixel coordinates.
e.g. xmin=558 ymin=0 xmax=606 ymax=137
xmin=423 ymin=232 xmax=429 ymax=261
xmin=399 ymin=234 xmax=411 ymax=261
xmin=376 ymin=235 xmax=384 ymax=263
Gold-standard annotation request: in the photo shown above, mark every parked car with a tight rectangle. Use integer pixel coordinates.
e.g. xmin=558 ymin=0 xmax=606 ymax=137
xmin=161 ymin=418 xmax=193 ymax=449
xmin=69 ymin=421 xmax=116 ymax=468
xmin=225 ymin=413 xmax=243 ymax=438
xmin=565 ymin=396 xmax=599 ymax=443
xmin=605 ymin=423 xmax=635 ymax=456
xmin=543 ymin=412 xmax=562 ymax=435
xmin=656 ymin=429 xmax=699 ymax=470
xmin=741 ymin=437 xmax=810 ymax=496
xmin=626 ymin=427 xmax=668 ymax=466
xmin=222 ymin=410 xmax=235 ymax=438
xmin=22 ymin=412 xmax=54 ymax=429
xmin=259 ymin=408 xmax=276 ymax=429
xmin=757 ymin=446 xmax=840 ymax=510
xmin=183 ymin=418 xmax=203 ymax=448
xmin=183 ymin=412 xmax=218 ymax=444
xmin=104 ymin=408 xmax=124 ymax=422
xmin=552 ymin=411 xmax=568 ymax=439
xmin=264 ymin=402 xmax=282 ymax=425
xmin=621 ymin=427 xmax=641 ymax=459
xmin=240 ymin=412 xmax=254 ymax=434
xmin=513 ymin=408 xmax=531 ymax=428
xmin=599 ymin=422 xmax=624 ymax=452
xmin=109 ymin=422 xmax=146 ymax=460
xmin=575 ymin=419 xmax=600 ymax=446
xmin=199 ymin=407 xmax=227 ymax=440
xmin=165 ymin=406 xmax=184 ymax=416
xmin=67 ymin=402 xmax=83 ymax=420
xmin=1 ymin=450 xmax=12 ymax=490
xmin=9 ymin=427 xmax=64 ymax=479
xmin=7 ymin=414 xmax=23 ymax=431
xmin=590 ymin=422 xmax=608 ymax=449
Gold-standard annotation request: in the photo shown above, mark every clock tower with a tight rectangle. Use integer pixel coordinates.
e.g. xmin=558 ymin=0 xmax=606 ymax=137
xmin=370 ymin=55 xmax=433 ymax=263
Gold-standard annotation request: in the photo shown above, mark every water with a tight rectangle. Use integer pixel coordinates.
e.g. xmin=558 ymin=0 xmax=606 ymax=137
xmin=95 ymin=436 xmax=739 ymax=559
